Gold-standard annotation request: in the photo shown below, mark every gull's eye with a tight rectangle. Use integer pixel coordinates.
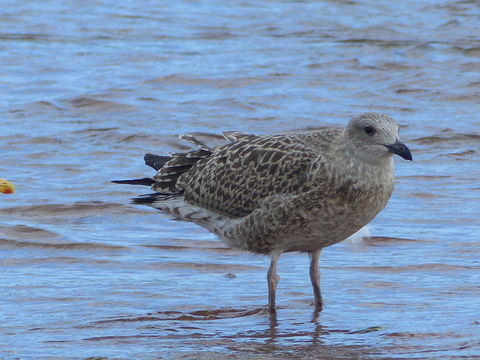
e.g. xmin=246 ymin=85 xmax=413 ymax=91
xmin=364 ymin=126 xmax=375 ymax=135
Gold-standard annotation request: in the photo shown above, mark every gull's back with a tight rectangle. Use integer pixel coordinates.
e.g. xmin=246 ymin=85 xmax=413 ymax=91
xmin=172 ymin=128 xmax=343 ymax=218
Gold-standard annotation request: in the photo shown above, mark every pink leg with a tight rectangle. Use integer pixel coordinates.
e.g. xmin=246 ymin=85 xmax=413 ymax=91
xmin=309 ymin=250 xmax=323 ymax=311
xmin=267 ymin=251 xmax=281 ymax=313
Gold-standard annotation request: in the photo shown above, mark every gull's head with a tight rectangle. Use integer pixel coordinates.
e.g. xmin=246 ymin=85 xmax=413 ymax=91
xmin=0 ymin=179 xmax=15 ymax=194
xmin=345 ymin=112 xmax=412 ymax=164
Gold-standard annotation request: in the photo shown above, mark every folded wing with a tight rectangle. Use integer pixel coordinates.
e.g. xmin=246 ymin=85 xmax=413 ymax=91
xmin=177 ymin=135 xmax=317 ymax=217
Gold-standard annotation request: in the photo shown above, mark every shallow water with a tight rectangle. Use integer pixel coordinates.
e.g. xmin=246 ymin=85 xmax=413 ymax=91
xmin=1 ymin=0 xmax=479 ymax=359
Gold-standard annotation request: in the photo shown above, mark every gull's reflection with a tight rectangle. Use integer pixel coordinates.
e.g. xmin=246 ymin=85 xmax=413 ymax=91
xmin=264 ymin=307 xmax=327 ymax=345
xmin=265 ymin=310 xmax=278 ymax=345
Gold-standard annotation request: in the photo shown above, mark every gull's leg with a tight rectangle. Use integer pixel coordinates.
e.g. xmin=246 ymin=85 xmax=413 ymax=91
xmin=309 ymin=249 xmax=323 ymax=311
xmin=267 ymin=251 xmax=281 ymax=313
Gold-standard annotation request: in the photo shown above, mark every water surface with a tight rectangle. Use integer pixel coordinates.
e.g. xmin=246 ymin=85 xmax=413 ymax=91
xmin=1 ymin=1 xmax=479 ymax=359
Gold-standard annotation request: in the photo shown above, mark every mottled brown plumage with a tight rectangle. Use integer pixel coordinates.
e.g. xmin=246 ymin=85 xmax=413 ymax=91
xmin=113 ymin=112 xmax=412 ymax=313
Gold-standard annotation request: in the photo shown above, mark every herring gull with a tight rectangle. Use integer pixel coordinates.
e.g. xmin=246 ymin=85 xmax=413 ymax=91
xmin=113 ymin=112 xmax=412 ymax=312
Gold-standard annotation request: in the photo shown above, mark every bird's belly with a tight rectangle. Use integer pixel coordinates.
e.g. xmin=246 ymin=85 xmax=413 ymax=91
xmin=278 ymin=218 xmax=362 ymax=252
xmin=150 ymin=187 xmax=390 ymax=255
xmin=276 ymin=198 xmax=387 ymax=253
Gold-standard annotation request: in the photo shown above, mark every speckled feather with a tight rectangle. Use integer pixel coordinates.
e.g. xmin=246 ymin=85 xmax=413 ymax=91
xmin=177 ymin=133 xmax=326 ymax=217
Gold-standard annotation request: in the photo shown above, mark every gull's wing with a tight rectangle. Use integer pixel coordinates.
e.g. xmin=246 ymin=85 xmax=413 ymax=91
xmin=177 ymin=134 xmax=319 ymax=217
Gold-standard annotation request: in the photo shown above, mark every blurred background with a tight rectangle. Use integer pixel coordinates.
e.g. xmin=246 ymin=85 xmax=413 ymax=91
xmin=0 ymin=1 xmax=479 ymax=359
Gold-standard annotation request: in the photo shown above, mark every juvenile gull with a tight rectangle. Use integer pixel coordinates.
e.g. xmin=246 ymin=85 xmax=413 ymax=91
xmin=113 ymin=112 xmax=412 ymax=312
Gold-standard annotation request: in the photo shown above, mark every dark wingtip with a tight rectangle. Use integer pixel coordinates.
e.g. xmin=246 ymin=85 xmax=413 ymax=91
xmin=131 ymin=194 xmax=157 ymax=204
xmin=111 ymin=178 xmax=155 ymax=186
xmin=131 ymin=192 xmax=182 ymax=204
xmin=144 ymin=154 xmax=171 ymax=170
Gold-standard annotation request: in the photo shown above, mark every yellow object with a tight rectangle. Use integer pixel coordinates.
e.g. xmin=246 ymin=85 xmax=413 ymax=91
xmin=0 ymin=179 xmax=15 ymax=194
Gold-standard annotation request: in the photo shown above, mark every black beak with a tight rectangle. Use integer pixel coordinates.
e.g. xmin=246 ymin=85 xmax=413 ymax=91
xmin=385 ymin=140 xmax=412 ymax=161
